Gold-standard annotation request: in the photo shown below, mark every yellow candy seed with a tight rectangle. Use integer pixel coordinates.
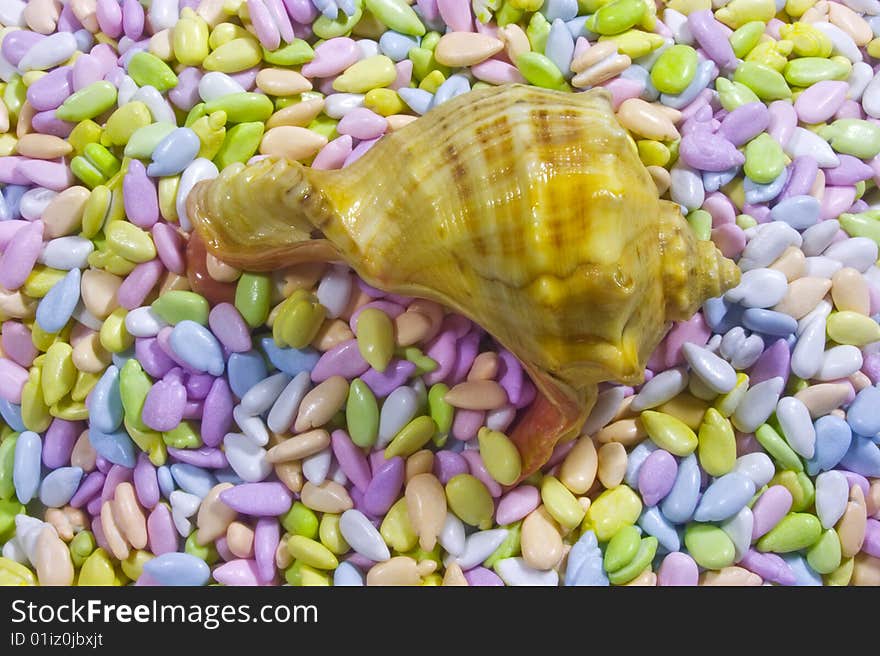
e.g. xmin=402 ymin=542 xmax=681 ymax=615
xmin=540 ymin=475 xmax=585 ymax=530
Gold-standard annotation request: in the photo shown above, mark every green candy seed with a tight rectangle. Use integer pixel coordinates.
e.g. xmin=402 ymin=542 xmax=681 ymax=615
xmin=729 ymin=21 xmax=766 ymax=58
xmin=526 ymin=11 xmax=551 ymax=52
xmin=686 ymin=208 xmax=712 ymax=241
xmin=483 ymin=521 xmax=522 ymax=568
xmin=744 ymin=133 xmax=785 ymax=184
xmin=151 ymin=291 xmax=210 ymax=325
xmin=603 ymin=524 xmax=641 ymax=573
xmin=516 ymin=52 xmax=569 ymax=91
xmin=356 ymin=308 xmax=395 ymax=372
xmin=235 ymin=272 xmax=271 ymax=328
xmin=587 ymin=0 xmax=647 ymax=35
xmin=213 ymin=122 xmax=264 ymax=169
xmin=162 ymin=421 xmax=202 ymax=449
xmin=127 ymin=52 xmax=179 ymax=91
xmin=684 ymin=523 xmax=736 ymax=569
xmin=640 ymin=410 xmax=698 ymax=456
xmin=428 ymin=383 xmax=453 ymax=443
xmin=477 ymin=427 xmax=522 ymax=486
xmin=733 ymin=62 xmax=791 ymax=101
xmin=203 ymin=93 xmax=274 ymax=123
xmin=262 ymin=39 xmax=315 ymax=65
xmin=365 ymin=0 xmax=426 ymax=36
xmin=3 ymin=76 xmax=26 ymax=121
xmin=0 ymin=499 xmax=23 ymax=542
xmin=840 ymin=212 xmax=880 ymax=245
xmin=806 ymin=529 xmax=842 ymax=574
xmin=757 ymin=512 xmax=822 ymax=553
xmin=716 ymin=77 xmax=761 ymax=111
xmin=56 ymin=81 xmax=118 ymax=122
xmin=69 ymin=530 xmax=96 ymax=568
xmin=446 ymin=474 xmax=494 ymax=528
xmin=312 ymin=1 xmax=365 ymax=39
xmin=607 ymin=536 xmax=658 ymax=585
xmin=282 ymin=502 xmax=320 ymax=538
xmin=650 ymin=44 xmax=698 ymax=95
xmin=0 ymin=435 xmax=18 ymax=501
xmin=820 ymin=118 xmax=880 ymax=159
xmin=585 ymin=484 xmax=642 ymax=541
xmin=185 ymin=531 xmax=219 ymax=564
xmin=384 ymin=415 xmax=436 ymax=459
xmin=119 ymin=359 xmax=152 ymax=432
xmin=105 ymin=221 xmax=156 ymax=263
xmin=402 ymin=347 xmax=438 ymax=376
xmin=102 ymin=102 xmax=153 ymax=147
xmin=783 ymin=56 xmax=849 ymax=87
xmin=124 ymin=122 xmax=178 ymax=159
xmin=273 ymin=291 xmax=325 ymax=349
xmin=755 ymin=423 xmax=803 ymax=472
xmin=346 ymin=378 xmax=379 ymax=448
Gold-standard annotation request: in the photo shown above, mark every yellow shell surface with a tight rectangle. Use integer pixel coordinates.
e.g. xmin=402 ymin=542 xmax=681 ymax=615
xmin=188 ymin=84 xmax=739 ymax=475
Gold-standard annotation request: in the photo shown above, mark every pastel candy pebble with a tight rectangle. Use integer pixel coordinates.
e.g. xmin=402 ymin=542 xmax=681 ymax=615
xmin=0 ymin=219 xmax=42 ymax=291
xmin=657 ymin=551 xmax=699 ymax=586
xmin=806 ymin=415 xmax=852 ymax=476
xmin=39 ymin=467 xmax=83 ymax=507
xmin=838 ymin=435 xmax=880 ymax=477
xmin=363 ymin=456 xmax=405 ymax=516
xmin=495 ymin=557 xmax=558 ymax=586
xmin=638 ymin=506 xmax=681 ymax=552
xmin=241 ymin=372 xmax=291 ymax=418
xmin=147 ymin=128 xmax=201 ymax=177
xmin=168 ymin=321 xmax=224 ymax=376
xmin=846 ymin=386 xmax=880 ymax=437
xmin=784 ymin=127 xmax=839 ymax=169
xmin=725 ymin=268 xmax=788 ymax=309
xmin=776 ymin=396 xmax=816 ymax=459
xmin=659 ymin=453 xmax=700 ymax=524
xmin=815 ymin=470 xmax=849 ymax=529
xmin=740 ymin=549 xmax=797 ymax=585
xmin=564 ymin=530 xmax=609 ymax=587
xmin=693 ymin=472 xmax=756 ymax=522
xmin=640 ymin=410 xmax=698 ymax=456
xmin=339 ymin=509 xmax=390 ymax=562
xmin=827 ymin=311 xmax=880 ymax=346
xmin=333 ymin=561 xmax=364 ymax=586
xmin=684 ymin=523 xmax=736 ymax=570
xmin=88 ymin=428 xmax=136 ymax=468
xmin=738 ymin=222 xmax=802 ymax=272
xmin=18 ymin=31 xmax=77 ymax=71
xmin=449 ymin=528 xmax=509 ymax=570
xmin=86 ymin=366 xmax=123 ymax=434
xmin=721 ymin=506 xmax=754 ymax=563
xmin=227 ymin=351 xmax=268 ymax=399
xmin=679 ymin=130 xmax=744 ymax=172
xmin=757 ymin=512 xmax=822 ymax=553
xmin=731 ymin=376 xmax=784 ymax=433
xmin=260 ymin=339 xmax=320 ymax=378
xmin=142 ymin=552 xmax=210 ymax=586
xmin=13 ymin=431 xmax=41 ymax=504
xmin=34 ymin=267 xmax=80 ymax=334
xmin=637 ymin=449 xmax=677 ymax=506
xmin=751 ymin=485 xmax=793 ymax=540
xmin=697 ymin=407 xmax=736 ymax=476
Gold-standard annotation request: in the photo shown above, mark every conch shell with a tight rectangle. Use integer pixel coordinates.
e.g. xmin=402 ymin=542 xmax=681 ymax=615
xmin=187 ymin=84 xmax=739 ymax=477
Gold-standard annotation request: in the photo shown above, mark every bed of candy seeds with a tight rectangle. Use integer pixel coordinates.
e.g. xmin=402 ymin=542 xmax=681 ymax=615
xmin=1 ymin=0 xmax=880 ymax=587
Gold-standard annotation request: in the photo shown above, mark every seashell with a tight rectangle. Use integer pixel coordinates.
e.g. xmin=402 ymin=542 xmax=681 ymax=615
xmin=188 ymin=84 xmax=739 ymax=477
